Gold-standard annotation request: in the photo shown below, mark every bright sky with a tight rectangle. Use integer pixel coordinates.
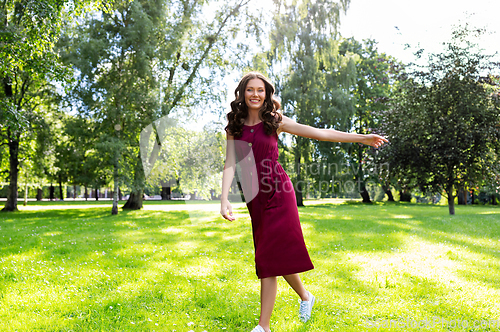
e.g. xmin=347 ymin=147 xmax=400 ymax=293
xmin=339 ymin=0 xmax=500 ymax=64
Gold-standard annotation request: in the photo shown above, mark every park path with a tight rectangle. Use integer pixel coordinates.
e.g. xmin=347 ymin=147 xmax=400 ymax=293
xmin=17 ymin=202 xmax=247 ymax=211
xmin=16 ymin=198 xmax=352 ymax=211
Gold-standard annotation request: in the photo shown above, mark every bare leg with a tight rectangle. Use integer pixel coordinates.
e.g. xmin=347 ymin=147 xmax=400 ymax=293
xmin=283 ymin=273 xmax=309 ymax=301
xmin=258 ymin=276 xmax=277 ymax=332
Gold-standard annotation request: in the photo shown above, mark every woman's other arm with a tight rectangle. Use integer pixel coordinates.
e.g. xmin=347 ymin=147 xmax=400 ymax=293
xmin=220 ymin=132 xmax=236 ymax=221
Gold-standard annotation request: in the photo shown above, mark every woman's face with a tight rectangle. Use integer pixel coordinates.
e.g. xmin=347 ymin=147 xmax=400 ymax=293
xmin=244 ymin=78 xmax=266 ymax=111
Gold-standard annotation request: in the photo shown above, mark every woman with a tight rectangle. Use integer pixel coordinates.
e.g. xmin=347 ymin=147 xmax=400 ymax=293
xmin=220 ymin=72 xmax=387 ymax=332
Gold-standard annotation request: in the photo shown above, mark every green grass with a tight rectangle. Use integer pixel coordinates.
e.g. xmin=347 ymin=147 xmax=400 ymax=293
xmin=0 ymin=201 xmax=499 ymax=331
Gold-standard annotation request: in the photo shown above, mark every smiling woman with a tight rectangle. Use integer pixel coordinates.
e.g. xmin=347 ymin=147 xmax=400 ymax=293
xmin=225 ymin=72 xmax=282 ymax=138
xmin=220 ymin=71 xmax=388 ymax=332
xmin=245 ymin=79 xmax=266 ymax=113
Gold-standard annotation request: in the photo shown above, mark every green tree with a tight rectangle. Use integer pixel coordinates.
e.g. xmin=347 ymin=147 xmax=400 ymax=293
xmin=144 ymin=120 xmax=225 ymax=200
xmin=339 ymin=38 xmax=401 ymax=202
xmin=263 ymin=0 xmax=356 ymax=205
xmin=60 ymin=0 xmax=164 ymax=214
xmin=57 ymin=115 xmax=100 ymax=200
xmin=61 ymin=0 xmax=255 ymax=213
xmin=378 ymin=26 xmax=500 ymax=215
xmin=0 ymin=0 xmax=107 ymax=211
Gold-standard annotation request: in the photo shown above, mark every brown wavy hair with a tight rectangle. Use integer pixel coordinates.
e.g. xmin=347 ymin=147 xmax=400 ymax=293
xmin=225 ymin=72 xmax=282 ymax=137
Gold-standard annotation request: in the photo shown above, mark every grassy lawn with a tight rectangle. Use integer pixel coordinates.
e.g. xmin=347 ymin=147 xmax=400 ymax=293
xmin=1 ymin=201 xmax=499 ymax=331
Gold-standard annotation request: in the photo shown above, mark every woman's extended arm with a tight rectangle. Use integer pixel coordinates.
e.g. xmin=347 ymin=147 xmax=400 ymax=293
xmin=278 ymin=115 xmax=388 ymax=148
xmin=220 ymin=132 xmax=236 ymax=221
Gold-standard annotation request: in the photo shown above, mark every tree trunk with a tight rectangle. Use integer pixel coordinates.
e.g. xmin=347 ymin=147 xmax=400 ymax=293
xmin=161 ymin=186 xmax=171 ymax=200
xmin=457 ymin=186 xmax=466 ymax=205
xmin=447 ymin=186 xmax=455 ymax=215
xmin=357 ymin=143 xmax=371 ymax=203
xmin=2 ymin=139 xmax=20 ymax=212
xmin=399 ymin=190 xmax=412 ymax=202
xmin=118 ymin=187 xmax=122 ymax=200
xmin=58 ymin=175 xmax=64 ymax=201
xmin=112 ymin=163 xmax=119 ymax=215
xmin=73 ymin=184 xmax=77 ymax=199
xmin=381 ymin=183 xmax=395 ymax=201
xmin=123 ymin=191 xmax=143 ymax=209
xmin=359 ymin=181 xmax=372 ymax=203
xmin=385 ymin=187 xmax=395 ymax=202
xmin=360 ymin=187 xmax=371 ymax=203
xmin=2 ymin=77 xmax=18 ymax=211
xmin=24 ymin=181 xmax=28 ymax=206
xmin=36 ymin=188 xmax=42 ymax=201
xmin=295 ymin=181 xmax=304 ymax=206
xmin=84 ymin=186 xmax=88 ymax=201
xmin=294 ymin=142 xmax=304 ymax=207
xmin=95 ymin=188 xmax=99 ymax=201
xmin=49 ymin=185 xmax=55 ymax=201
xmin=123 ymin=151 xmax=145 ymax=210
xmin=112 ymin=188 xmax=118 ymax=214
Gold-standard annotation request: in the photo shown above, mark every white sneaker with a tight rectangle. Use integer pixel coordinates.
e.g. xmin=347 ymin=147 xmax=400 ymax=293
xmin=298 ymin=291 xmax=315 ymax=322
xmin=251 ymin=325 xmax=268 ymax=332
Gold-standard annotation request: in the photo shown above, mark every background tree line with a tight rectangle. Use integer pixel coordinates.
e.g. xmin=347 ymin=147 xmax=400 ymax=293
xmin=1 ymin=0 xmax=499 ymax=215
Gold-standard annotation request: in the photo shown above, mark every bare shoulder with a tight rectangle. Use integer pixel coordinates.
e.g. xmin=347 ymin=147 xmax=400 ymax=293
xmin=276 ymin=114 xmax=292 ymax=135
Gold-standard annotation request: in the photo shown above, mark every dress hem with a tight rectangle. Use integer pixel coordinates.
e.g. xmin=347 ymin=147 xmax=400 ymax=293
xmin=257 ymin=265 xmax=314 ymax=279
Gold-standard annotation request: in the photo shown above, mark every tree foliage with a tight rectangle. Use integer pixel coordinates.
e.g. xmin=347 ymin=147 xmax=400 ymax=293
xmin=339 ymin=38 xmax=402 ymax=202
xmin=257 ymin=0 xmax=355 ymax=205
xmin=60 ymin=0 xmax=166 ymax=213
xmin=0 ymin=0 xmax=108 ymax=211
xmin=143 ymin=119 xmax=225 ymax=200
xmin=59 ymin=0 xmax=258 ymax=213
xmin=378 ymin=25 xmax=500 ymax=214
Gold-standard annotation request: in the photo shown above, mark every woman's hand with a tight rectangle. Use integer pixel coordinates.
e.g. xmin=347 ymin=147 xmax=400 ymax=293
xmin=220 ymin=198 xmax=235 ymax=221
xmin=362 ymin=134 xmax=388 ymax=148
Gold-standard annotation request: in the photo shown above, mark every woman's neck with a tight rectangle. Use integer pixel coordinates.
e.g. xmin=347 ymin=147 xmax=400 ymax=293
xmin=245 ymin=109 xmax=261 ymax=126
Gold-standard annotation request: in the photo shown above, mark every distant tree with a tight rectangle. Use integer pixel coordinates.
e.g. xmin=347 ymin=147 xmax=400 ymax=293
xmin=60 ymin=0 xmax=165 ymax=213
xmin=144 ymin=120 xmax=225 ymax=200
xmin=57 ymin=115 xmax=101 ymax=201
xmin=263 ymin=0 xmax=355 ymax=205
xmin=378 ymin=25 xmax=500 ymax=214
xmin=339 ymin=38 xmax=402 ymax=202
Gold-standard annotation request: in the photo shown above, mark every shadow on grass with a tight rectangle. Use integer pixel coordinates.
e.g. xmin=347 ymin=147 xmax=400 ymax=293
xmin=0 ymin=206 xmax=263 ymax=330
xmin=298 ymin=201 xmax=500 ymax=326
xmin=0 ymin=207 xmax=247 ymax=258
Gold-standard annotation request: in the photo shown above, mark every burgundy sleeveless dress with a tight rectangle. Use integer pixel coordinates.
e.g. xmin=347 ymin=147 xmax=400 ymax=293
xmin=233 ymin=121 xmax=314 ymax=279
